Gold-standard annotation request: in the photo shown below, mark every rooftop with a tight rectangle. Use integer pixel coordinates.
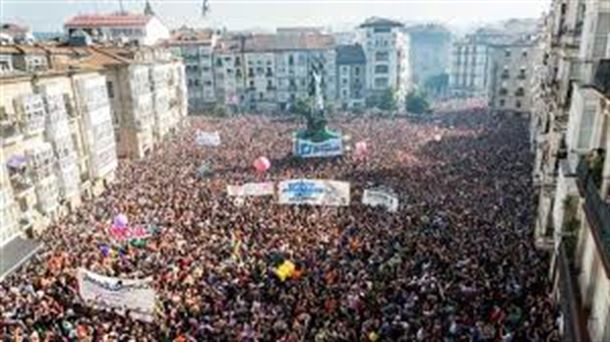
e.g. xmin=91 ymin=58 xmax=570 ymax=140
xmin=215 ymin=33 xmax=335 ymax=53
xmin=359 ymin=17 xmax=404 ymax=28
xmin=336 ymin=44 xmax=366 ymax=65
xmin=64 ymin=13 xmax=152 ymax=28
xmin=164 ymin=28 xmax=214 ymax=46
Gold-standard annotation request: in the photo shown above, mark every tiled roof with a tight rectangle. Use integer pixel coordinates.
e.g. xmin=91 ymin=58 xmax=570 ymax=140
xmin=336 ymin=44 xmax=366 ymax=65
xmin=64 ymin=14 xmax=152 ymax=28
xmin=247 ymin=34 xmax=334 ymax=52
xmin=164 ymin=29 xmax=214 ymax=46
xmin=214 ymin=33 xmax=334 ymax=53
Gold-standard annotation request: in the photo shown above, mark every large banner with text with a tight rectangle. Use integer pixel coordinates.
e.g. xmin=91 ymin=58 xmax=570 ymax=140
xmin=227 ymin=182 xmax=275 ymax=197
xmin=196 ymin=131 xmax=221 ymax=147
xmin=278 ymin=179 xmax=350 ymax=206
xmin=362 ymin=189 xmax=399 ymax=212
xmin=77 ymin=268 xmax=156 ymax=322
xmin=293 ymin=138 xmax=343 ymax=158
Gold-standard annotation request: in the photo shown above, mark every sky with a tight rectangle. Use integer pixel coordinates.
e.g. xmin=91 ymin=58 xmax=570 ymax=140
xmin=1 ymin=0 xmax=550 ymax=33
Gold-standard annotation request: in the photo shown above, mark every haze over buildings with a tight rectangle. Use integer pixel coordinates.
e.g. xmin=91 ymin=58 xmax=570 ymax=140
xmin=2 ymin=0 xmax=549 ymax=33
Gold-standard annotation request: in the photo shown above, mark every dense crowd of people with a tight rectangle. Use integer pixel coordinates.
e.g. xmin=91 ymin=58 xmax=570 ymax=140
xmin=1 ymin=109 xmax=561 ymax=341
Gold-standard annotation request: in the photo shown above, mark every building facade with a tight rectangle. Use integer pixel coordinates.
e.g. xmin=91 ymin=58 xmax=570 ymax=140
xmin=213 ymin=33 xmax=337 ymax=112
xmin=530 ymin=0 xmax=610 ymax=341
xmin=487 ymin=40 xmax=539 ymax=114
xmin=357 ymin=17 xmax=412 ymax=103
xmin=336 ymin=44 xmax=366 ymax=109
xmin=1 ymin=68 xmax=116 ymax=246
xmin=64 ymin=10 xmax=170 ymax=46
xmin=164 ymin=28 xmax=217 ymax=111
xmin=0 ymin=42 xmax=188 ymax=247
xmin=448 ymin=37 xmax=491 ymax=98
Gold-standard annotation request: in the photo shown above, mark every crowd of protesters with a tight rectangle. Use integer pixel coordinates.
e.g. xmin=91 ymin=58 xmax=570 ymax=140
xmin=1 ymin=108 xmax=561 ymax=341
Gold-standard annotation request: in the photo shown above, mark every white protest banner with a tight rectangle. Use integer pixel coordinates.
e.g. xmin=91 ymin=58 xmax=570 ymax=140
xmin=77 ymin=268 xmax=156 ymax=322
xmin=196 ymin=131 xmax=221 ymax=146
xmin=293 ymin=138 xmax=343 ymax=158
xmin=227 ymin=182 xmax=275 ymax=197
xmin=362 ymin=189 xmax=399 ymax=212
xmin=278 ymin=179 xmax=350 ymax=206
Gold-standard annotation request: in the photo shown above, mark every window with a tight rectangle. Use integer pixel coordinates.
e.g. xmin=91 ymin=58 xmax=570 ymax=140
xmin=504 ymin=50 xmax=511 ymax=57
xmin=354 ymin=67 xmax=360 ymax=75
xmin=499 ymin=88 xmax=508 ymax=95
xmin=515 ymin=87 xmax=525 ymax=96
xmin=106 ymin=81 xmax=114 ymax=99
xmin=576 ymin=106 xmax=596 ymax=149
xmin=375 ymin=65 xmax=389 ymax=74
xmin=342 ymin=78 xmax=348 ymax=85
xmin=499 ymin=99 xmax=505 ymax=107
xmin=521 ymin=50 xmax=528 ymax=58
xmin=249 ymin=80 xmax=254 ymax=88
xmin=194 ymin=80 xmax=200 ymax=87
xmin=375 ymin=51 xmax=389 ymax=61
xmin=373 ymin=27 xmax=391 ymax=33
xmin=341 ymin=66 xmax=348 ymax=74
xmin=288 ymin=55 xmax=294 ymax=65
xmin=515 ymin=100 xmax=522 ymax=109
xmin=374 ymin=77 xmax=388 ymax=88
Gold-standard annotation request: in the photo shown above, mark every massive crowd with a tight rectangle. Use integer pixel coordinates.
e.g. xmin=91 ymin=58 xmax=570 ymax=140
xmin=1 ymin=109 xmax=561 ymax=341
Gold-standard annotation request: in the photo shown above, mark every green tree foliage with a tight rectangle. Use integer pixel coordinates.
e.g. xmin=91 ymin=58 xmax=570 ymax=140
xmin=378 ymin=88 xmax=397 ymax=111
xmin=405 ymin=91 xmax=430 ymax=114
xmin=423 ymin=73 xmax=449 ymax=95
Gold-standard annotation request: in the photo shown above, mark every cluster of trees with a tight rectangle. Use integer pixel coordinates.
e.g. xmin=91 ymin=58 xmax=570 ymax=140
xmin=365 ymin=88 xmax=431 ymax=114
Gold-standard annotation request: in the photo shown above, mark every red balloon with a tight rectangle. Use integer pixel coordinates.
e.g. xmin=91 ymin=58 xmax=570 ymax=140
xmin=253 ymin=156 xmax=271 ymax=172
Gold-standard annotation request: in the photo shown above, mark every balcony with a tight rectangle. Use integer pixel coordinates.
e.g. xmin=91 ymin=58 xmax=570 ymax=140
xmin=556 ymin=241 xmax=591 ymax=342
xmin=1 ymin=121 xmax=23 ymax=145
xmin=576 ymin=157 xmax=610 ymax=275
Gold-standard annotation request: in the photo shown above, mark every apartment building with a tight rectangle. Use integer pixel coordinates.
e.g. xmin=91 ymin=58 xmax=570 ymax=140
xmin=164 ymin=28 xmax=217 ymax=111
xmin=1 ymin=67 xmax=117 ymax=246
xmin=0 ymin=41 xmax=187 ymax=250
xmin=487 ymin=38 xmax=540 ymax=114
xmin=336 ymin=44 xmax=366 ymax=109
xmin=357 ymin=17 xmax=412 ymax=103
xmin=448 ymin=36 xmax=491 ymax=98
xmin=530 ymin=1 xmax=610 ymax=341
xmin=213 ymin=33 xmax=336 ymax=112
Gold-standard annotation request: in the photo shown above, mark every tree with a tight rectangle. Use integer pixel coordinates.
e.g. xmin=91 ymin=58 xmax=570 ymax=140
xmin=405 ymin=91 xmax=430 ymax=114
xmin=290 ymin=98 xmax=310 ymax=116
xmin=378 ymin=88 xmax=397 ymax=111
xmin=423 ymin=73 xmax=449 ymax=96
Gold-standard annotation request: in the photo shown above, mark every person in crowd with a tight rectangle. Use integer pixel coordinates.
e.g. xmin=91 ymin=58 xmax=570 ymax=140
xmin=1 ymin=108 xmax=560 ymax=341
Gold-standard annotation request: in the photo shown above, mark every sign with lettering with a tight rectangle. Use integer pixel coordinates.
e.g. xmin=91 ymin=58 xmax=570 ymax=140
xmin=77 ymin=268 xmax=156 ymax=322
xmin=227 ymin=182 xmax=274 ymax=197
xmin=278 ymin=179 xmax=350 ymax=206
xmin=293 ymin=138 xmax=343 ymax=158
xmin=196 ymin=131 xmax=221 ymax=146
xmin=362 ymin=189 xmax=399 ymax=212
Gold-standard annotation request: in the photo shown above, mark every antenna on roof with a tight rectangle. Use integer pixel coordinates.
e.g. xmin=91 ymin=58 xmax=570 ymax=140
xmin=118 ymin=0 xmax=125 ymax=14
xmin=202 ymin=0 xmax=210 ymax=17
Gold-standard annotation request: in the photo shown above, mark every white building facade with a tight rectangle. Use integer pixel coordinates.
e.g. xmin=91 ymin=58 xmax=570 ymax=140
xmin=357 ymin=17 xmax=412 ymax=103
